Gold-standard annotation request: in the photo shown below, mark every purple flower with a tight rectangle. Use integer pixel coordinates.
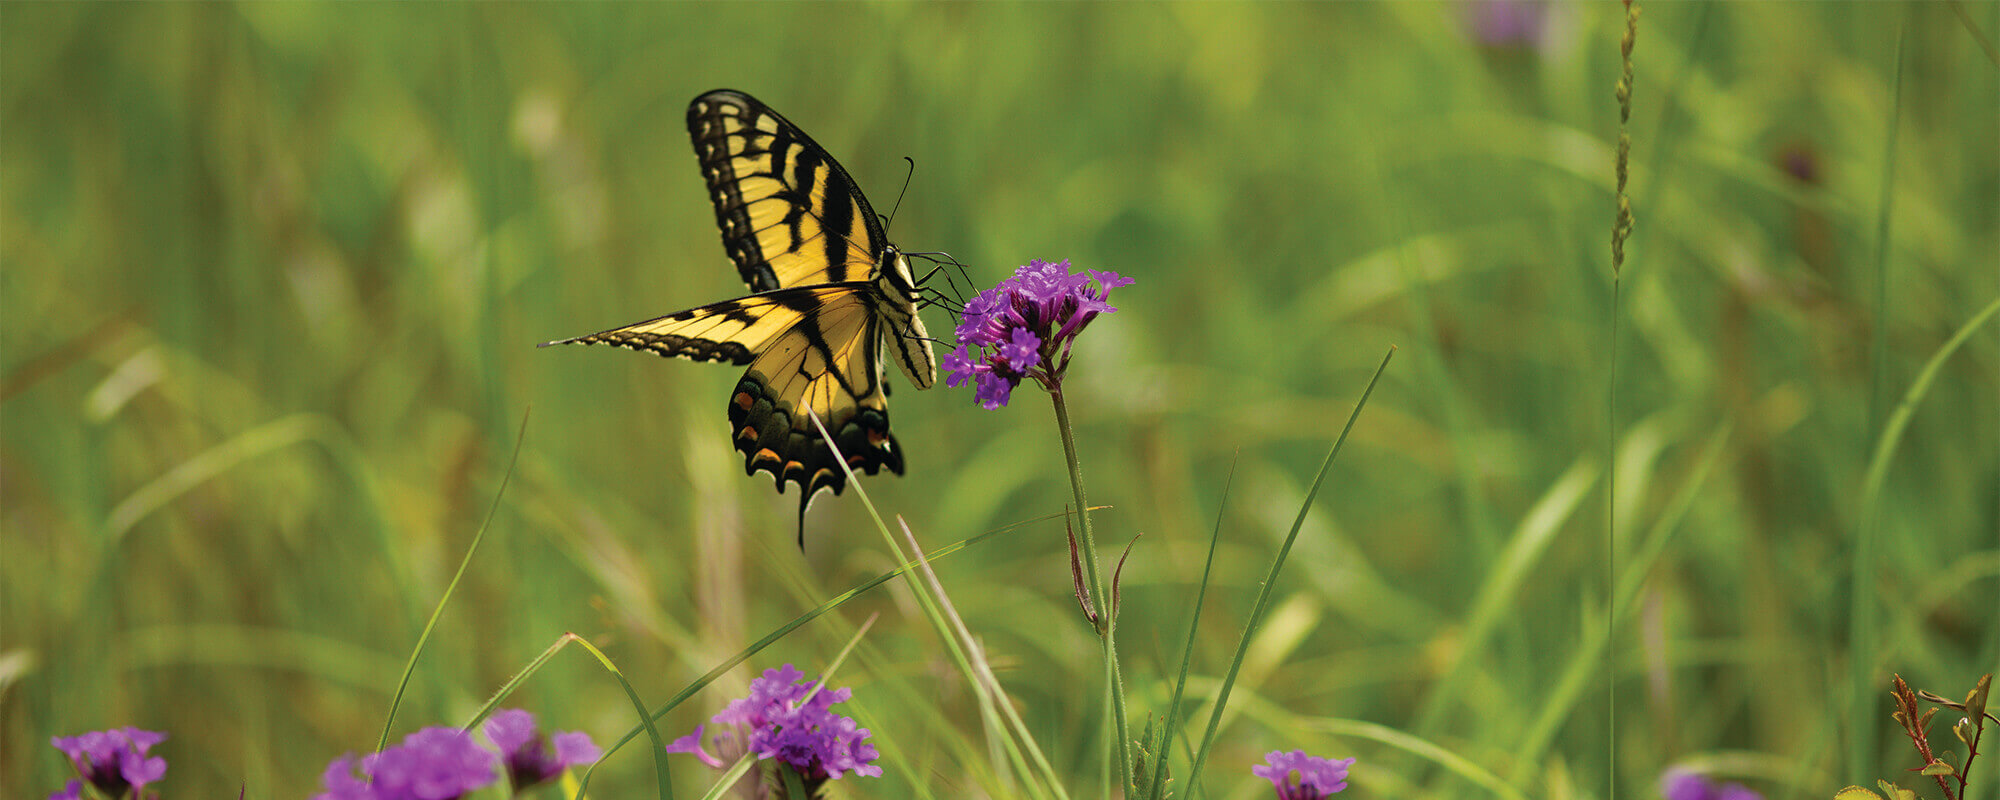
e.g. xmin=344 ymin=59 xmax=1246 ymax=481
xmin=1466 ymin=0 xmax=1547 ymax=49
xmin=313 ymin=727 xmax=498 ymax=800
xmin=667 ymin=664 xmax=882 ymax=788
xmin=50 ymin=727 xmax=168 ymax=800
xmin=945 ymin=259 xmax=1132 ymax=408
xmin=1661 ymin=770 xmax=1763 ymax=800
xmin=314 ymin=755 xmax=380 ymax=800
xmin=483 ymin=708 xmax=601 ymax=792
xmin=1253 ymin=750 xmax=1354 ymax=800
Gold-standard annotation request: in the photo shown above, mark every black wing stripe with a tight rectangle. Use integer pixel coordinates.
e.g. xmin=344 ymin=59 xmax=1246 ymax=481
xmin=812 ymin=156 xmax=857 ymax=284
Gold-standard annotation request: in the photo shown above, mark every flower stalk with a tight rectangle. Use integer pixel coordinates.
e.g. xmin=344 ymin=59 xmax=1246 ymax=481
xmin=1048 ymin=384 xmax=1133 ymax=795
xmin=945 ymin=259 xmax=1135 ymax=794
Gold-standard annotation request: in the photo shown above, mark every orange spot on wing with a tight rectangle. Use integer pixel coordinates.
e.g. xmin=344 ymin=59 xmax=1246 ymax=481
xmin=734 ymin=392 xmax=755 ymax=410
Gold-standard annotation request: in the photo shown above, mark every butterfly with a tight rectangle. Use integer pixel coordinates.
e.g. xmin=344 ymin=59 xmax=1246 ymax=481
xmin=542 ymin=89 xmax=937 ymax=540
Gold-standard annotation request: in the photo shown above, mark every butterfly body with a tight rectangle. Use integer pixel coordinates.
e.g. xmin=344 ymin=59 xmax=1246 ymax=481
xmin=544 ymin=90 xmax=933 ymax=531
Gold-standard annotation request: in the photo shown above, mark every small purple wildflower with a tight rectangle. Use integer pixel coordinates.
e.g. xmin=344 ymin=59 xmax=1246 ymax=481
xmin=1253 ymin=750 xmax=1354 ymax=800
xmin=50 ymin=727 xmax=168 ymax=800
xmin=1661 ymin=770 xmax=1763 ymax=800
xmin=483 ymin=708 xmax=602 ymax=792
xmin=1467 ymin=0 xmax=1548 ymax=49
xmin=945 ymin=259 xmax=1132 ymax=409
xmin=314 ymin=755 xmax=379 ymax=800
xmin=313 ymin=727 xmax=498 ymax=800
xmin=666 ymin=664 xmax=882 ymax=788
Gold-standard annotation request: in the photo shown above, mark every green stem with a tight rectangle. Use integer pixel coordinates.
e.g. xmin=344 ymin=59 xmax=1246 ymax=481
xmin=1048 ymin=385 xmax=1134 ymax=796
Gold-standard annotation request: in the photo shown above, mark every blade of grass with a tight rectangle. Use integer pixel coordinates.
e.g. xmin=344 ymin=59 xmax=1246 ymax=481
xmin=1147 ymin=455 xmax=1237 ymax=800
xmin=899 ymin=517 xmax=1065 ymax=800
xmin=1186 ymin=346 xmax=1394 ymax=790
xmin=695 ymin=754 xmax=759 ymax=800
xmin=464 ymin=630 xmax=587 ymax=729
xmin=1853 ymin=293 xmax=2000 ymax=775
xmin=1947 ymin=0 xmax=2000 ymax=68
xmin=1514 ymin=421 xmax=1732 ymax=767
xmin=380 ymin=408 xmax=530 ymax=748
xmin=797 ymin=612 xmax=878 ymax=706
xmin=585 ymin=508 xmax=1077 ymax=798
xmin=1410 ymin=454 xmax=1598 ymax=733
xmin=90 ymin=413 xmax=407 ymax=639
xmin=566 ymin=633 xmax=675 ymax=800
xmin=1853 ymin=13 xmax=1910 ymax=777
xmin=807 ymin=408 xmax=1067 ymax=800
xmin=1308 ymin=718 xmax=1529 ymax=800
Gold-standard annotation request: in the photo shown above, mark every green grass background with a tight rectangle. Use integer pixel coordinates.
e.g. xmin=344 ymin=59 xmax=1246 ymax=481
xmin=4 ymin=3 xmax=1996 ymax=798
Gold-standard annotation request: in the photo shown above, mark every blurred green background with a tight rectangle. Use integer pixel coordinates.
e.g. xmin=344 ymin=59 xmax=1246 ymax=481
xmin=4 ymin=3 xmax=1996 ymax=798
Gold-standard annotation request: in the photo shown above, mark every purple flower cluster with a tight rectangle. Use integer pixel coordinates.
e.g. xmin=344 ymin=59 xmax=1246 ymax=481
xmin=1466 ymin=0 xmax=1548 ymax=49
xmin=667 ymin=664 xmax=882 ymax=783
xmin=313 ymin=710 xmax=598 ymax=800
xmin=1253 ymin=750 xmax=1354 ymax=800
xmin=484 ymin=709 xmax=603 ymax=792
xmin=314 ymin=728 xmax=496 ymax=800
xmin=1661 ymin=770 xmax=1763 ymax=800
xmin=49 ymin=727 xmax=167 ymax=800
xmin=943 ymin=259 xmax=1132 ymax=409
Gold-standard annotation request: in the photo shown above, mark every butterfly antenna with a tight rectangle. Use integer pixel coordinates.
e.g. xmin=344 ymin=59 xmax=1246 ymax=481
xmin=882 ymin=156 xmax=917 ymax=233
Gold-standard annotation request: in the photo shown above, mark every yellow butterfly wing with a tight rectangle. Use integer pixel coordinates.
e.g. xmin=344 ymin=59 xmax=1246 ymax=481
xmin=689 ymin=89 xmax=886 ymax=292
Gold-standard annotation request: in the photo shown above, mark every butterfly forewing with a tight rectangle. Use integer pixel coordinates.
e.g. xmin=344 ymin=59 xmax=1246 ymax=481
xmin=689 ymin=90 xmax=885 ymax=293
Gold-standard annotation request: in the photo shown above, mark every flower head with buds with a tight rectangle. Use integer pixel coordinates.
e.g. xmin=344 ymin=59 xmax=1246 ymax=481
xmin=1661 ymin=770 xmax=1762 ymax=800
xmin=1253 ymin=750 xmax=1354 ymax=800
xmin=944 ymin=259 xmax=1132 ymax=409
xmin=313 ymin=727 xmax=497 ymax=800
xmin=667 ymin=664 xmax=881 ymax=791
xmin=50 ymin=728 xmax=167 ymax=800
xmin=484 ymin=709 xmax=601 ymax=792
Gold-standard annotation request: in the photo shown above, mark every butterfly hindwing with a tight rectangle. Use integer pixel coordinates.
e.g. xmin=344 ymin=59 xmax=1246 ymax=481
xmin=727 ymin=287 xmax=903 ymax=501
